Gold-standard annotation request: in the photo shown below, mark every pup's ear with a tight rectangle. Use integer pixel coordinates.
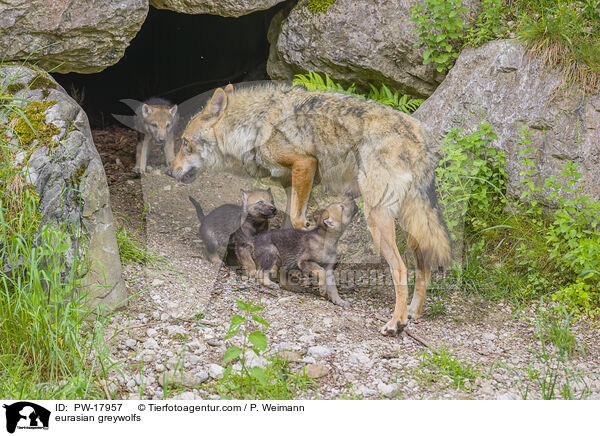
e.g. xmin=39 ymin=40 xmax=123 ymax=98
xmin=142 ymin=103 xmax=151 ymax=117
xmin=224 ymin=83 xmax=233 ymax=94
xmin=204 ymin=88 xmax=228 ymax=125
xmin=169 ymin=104 xmax=178 ymax=117
xmin=240 ymin=189 xmax=248 ymax=204
xmin=324 ymin=217 xmax=335 ymax=229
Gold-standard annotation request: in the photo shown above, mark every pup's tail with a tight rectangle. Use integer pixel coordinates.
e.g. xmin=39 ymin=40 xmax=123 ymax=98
xmin=398 ymin=176 xmax=451 ymax=269
xmin=188 ymin=196 xmax=205 ymax=223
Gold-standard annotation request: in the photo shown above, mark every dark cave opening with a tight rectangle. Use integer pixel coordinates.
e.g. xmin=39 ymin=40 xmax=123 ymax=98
xmin=53 ymin=5 xmax=285 ymax=129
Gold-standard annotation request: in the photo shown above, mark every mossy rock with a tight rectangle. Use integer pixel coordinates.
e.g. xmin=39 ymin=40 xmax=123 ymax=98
xmin=306 ymin=0 xmax=336 ymax=13
xmin=9 ymin=100 xmax=59 ymax=159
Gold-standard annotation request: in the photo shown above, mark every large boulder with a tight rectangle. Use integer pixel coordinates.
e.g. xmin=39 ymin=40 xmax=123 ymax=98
xmin=0 ymin=0 xmax=148 ymax=74
xmin=268 ymin=0 xmax=479 ymax=97
xmin=0 ymin=65 xmax=126 ymax=310
xmin=150 ymin=0 xmax=286 ymax=16
xmin=414 ymin=39 xmax=600 ymax=203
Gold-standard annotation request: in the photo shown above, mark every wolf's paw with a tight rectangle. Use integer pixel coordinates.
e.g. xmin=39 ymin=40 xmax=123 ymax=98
xmin=407 ymin=305 xmax=421 ymax=320
xmin=331 ymin=297 xmax=350 ymax=308
xmin=132 ymin=167 xmax=144 ymax=174
xmin=380 ymin=319 xmax=407 ymax=336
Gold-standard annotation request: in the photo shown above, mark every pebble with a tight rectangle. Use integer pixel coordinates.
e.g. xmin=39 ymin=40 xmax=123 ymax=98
xmin=308 ymin=345 xmax=333 ymax=359
xmin=144 ymin=338 xmax=158 ymax=349
xmin=377 ymin=382 xmax=400 ymax=398
xmin=151 ymin=279 xmax=164 ymax=286
xmin=208 ymin=364 xmax=225 ymax=379
xmin=125 ymin=339 xmax=137 ymax=349
xmin=304 ymin=363 xmax=329 ymax=379
xmin=280 ymin=350 xmax=303 ymax=363
xmin=147 ymin=328 xmax=158 ymax=338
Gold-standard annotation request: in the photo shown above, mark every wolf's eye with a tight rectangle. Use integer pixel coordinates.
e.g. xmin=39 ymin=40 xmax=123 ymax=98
xmin=151 ymin=122 xmax=158 ymax=128
xmin=166 ymin=122 xmax=171 ymax=128
xmin=340 ymin=204 xmax=345 ymax=210
xmin=257 ymin=200 xmax=264 ymax=205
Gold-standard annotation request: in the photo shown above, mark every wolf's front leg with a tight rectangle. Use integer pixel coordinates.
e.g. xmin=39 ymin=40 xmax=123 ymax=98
xmin=289 ymin=156 xmax=317 ymax=229
xmin=134 ymin=135 xmax=150 ymax=173
xmin=164 ymin=135 xmax=175 ymax=166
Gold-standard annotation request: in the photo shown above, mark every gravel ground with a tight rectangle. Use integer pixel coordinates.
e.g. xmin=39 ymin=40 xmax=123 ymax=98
xmin=95 ymin=128 xmax=600 ymax=400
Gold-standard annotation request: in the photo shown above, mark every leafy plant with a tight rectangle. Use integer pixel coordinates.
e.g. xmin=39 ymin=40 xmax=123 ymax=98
xmin=116 ymin=226 xmax=165 ymax=265
xmin=410 ymin=0 xmax=469 ymax=73
xmin=223 ymin=299 xmax=270 ymax=388
xmin=466 ymin=0 xmax=508 ymax=47
xmin=293 ymin=72 xmax=424 ymax=114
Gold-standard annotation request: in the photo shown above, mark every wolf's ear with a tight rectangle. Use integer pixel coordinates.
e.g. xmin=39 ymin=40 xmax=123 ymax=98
xmin=224 ymin=84 xmax=233 ymax=94
xmin=169 ymin=104 xmax=178 ymax=117
xmin=267 ymin=187 xmax=272 ymax=195
xmin=240 ymin=189 xmax=248 ymax=204
xmin=324 ymin=217 xmax=335 ymax=229
xmin=205 ymin=88 xmax=227 ymax=124
xmin=142 ymin=103 xmax=151 ymax=117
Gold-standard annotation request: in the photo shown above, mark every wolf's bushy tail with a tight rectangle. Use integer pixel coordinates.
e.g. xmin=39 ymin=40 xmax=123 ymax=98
xmin=398 ymin=177 xmax=451 ymax=269
xmin=188 ymin=196 xmax=205 ymax=222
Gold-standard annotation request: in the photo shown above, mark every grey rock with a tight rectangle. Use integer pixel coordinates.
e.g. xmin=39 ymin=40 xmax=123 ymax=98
xmin=414 ymin=39 xmax=600 ymax=203
xmin=171 ymin=391 xmax=198 ymax=400
xmin=280 ymin=350 xmax=303 ymax=363
xmin=308 ymin=345 xmax=332 ymax=359
xmin=208 ymin=363 xmax=225 ymax=379
xmin=0 ymin=65 xmax=126 ymax=310
xmin=268 ymin=0 xmax=479 ymax=97
xmin=0 ymin=0 xmax=148 ymax=73
xmin=144 ymin=338 xmax=158 ymax=349
xmin=496 ymin=392 xmax=520 ymax=400
xmin=150 ymin=0 xmax=285 ymax=17
xmin=159 ymin=370 xmax=207 ymax=388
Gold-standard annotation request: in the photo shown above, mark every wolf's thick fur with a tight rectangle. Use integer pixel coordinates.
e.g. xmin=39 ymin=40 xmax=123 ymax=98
xmin=253 ymin=197 xmax=357 ymax=307
xmin=133 ymin=97 xmax=178 ymax=173
xmin=189 ymin=188 xmax=277 ymax=275
xmin=169 ymin=83 xmax=451 ymax=334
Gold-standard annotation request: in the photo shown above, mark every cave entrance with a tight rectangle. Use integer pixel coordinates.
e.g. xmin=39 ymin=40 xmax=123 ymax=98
xmin=53 ymin=5 xmax=283 ymax=129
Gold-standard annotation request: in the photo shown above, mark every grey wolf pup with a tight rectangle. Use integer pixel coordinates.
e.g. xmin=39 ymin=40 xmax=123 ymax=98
xmin=189 ymin=188 xmax=277 ymax=275
xmin=253 ymin=197 xmax=357 ymax=307
xmin=133 ymin=97 xmax=178 ymax=173
xmin=168 ymin=83 xmax=451 ymax=335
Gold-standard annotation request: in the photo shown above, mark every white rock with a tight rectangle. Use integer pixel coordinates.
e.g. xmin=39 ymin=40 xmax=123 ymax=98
xmin=166 ymin=325 xmax=187 ymax=336
xmin=308 ymin=345 xmax=333 ymax=359
xmin=172 ymin=391 xmax=196 ymax=400
xmin=377 ymin=382 xmax=400 ymax=398
xmin=496 ymin=392 xmax=520 ymax=400
xmin=194 ymin=370 xmax=209 ymax=384
xmin=147 ymin=328 xmax=158 ymax=337
xmin=144 ymin=338 xmax=158 ymax=349
xmin=124 ymin=338 xmax=137 ymax=349
xmin=208 ymin=364 xmax=225 ymax=379
xmin=151 ymin=279 xmax=164 ymax=286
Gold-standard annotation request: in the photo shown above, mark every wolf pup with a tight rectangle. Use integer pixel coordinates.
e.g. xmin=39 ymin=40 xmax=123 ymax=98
xmin=189 ymin=188 xmax=277 ymax=275
xmin=133 ymin=97 xmax=178 ymax=174
xmin=252 ymin=197 xmax=357 ymax=307
xmin=168 ymin=83 xmax=451 ymax=335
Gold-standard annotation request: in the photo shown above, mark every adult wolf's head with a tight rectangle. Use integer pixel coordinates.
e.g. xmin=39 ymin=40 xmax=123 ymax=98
xmin=167 ymin=85 xmax=232 ymax=184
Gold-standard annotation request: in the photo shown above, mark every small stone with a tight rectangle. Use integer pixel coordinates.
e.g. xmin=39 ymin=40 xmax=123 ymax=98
xmin=147 ymin=328 xmax=158 ymax=337
xmin=407 ymin=380 xmax=418 ymax=390
xmin=377 ymin=382 xmax=399 ymax=398
xmin=208 ymin=364 xmax=225 ymax=379
xmin=163 ymin=184 xmax=172 ymax=191
xmin=308 ymin=345 xmax=333 ymax=359
xmin=152 ymin=279 xmax=164 ymax=286
xmin=172 ymin=391 xmax=196 ymax=400
xmin=304 ymin=363 xmax=329 ymax=379
xmin=124 ymin=338 xmax=137 ymax=349
xmin=280 ymin=350 xmax=303 ymax=363
xmin=496 ymin=392 xmax=520 ymax=400
xmin=166 ymin=325 xmax=187 ymax=336
xmin=144 ymin=338 xmax=158 ymax=349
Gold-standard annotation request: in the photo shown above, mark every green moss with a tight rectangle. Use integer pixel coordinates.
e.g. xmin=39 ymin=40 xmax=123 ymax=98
xmin=5 ymin=83 xmax=25 ymax=95
xmin=29 ymin=74 xmax=57 ymax=99
xmin=306 ymin=0 xmax=336 ymax=14
xmin=10 ymin=100 xmax=59 ymax=154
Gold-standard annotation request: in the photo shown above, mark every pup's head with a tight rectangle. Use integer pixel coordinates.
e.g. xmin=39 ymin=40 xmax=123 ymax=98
xmin=241 ymin=188 xmax=277 ymax=222
xmin=312 ymin=196 xmax=358 ymax=234
xmin=167 ymin=85 xmax=233 ymax=184
xmin=141 ymin=102 xmax=177 ymax=142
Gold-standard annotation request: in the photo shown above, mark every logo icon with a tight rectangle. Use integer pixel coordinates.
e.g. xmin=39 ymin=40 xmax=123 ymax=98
xmin=2 ymin=402 xmax=50 ymax=434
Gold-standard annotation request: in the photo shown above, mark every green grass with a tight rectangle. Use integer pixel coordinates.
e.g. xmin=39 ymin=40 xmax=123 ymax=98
xmin=116 ymin=226 xmax=165 ymax=265
xmin=419 ymin=346 xmax=481 ymax=390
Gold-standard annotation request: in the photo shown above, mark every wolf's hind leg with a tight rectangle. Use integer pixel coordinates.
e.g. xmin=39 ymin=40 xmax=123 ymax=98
xmin=408 ymin=236 xmax=431 ymax=320
xmin=300 ymin=261 xmax=348 ymax=307
xmin=366 ymin=208 xmax=409 ymax=335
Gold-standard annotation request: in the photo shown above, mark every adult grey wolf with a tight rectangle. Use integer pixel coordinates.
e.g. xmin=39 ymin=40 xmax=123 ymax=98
xmin=168 ymin=83 xmax=450 ymax=335
xmin=253 ymin=197 xmax=357 ymax=307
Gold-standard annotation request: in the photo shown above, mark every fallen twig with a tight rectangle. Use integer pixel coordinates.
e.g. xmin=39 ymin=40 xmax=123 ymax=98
xmin=404 ymin=328 xmax=430 ymax=348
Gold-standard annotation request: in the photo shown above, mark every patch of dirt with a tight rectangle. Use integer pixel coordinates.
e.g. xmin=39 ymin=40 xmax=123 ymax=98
xmin=95 ymin=128 xmax=600 ymax=400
